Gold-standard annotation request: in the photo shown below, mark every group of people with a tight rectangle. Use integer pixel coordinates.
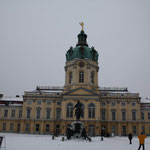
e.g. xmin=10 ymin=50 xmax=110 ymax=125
xmin=73 ymin=101 xmax=148 ymax=149
xmin=128 ymin=132 xmax=147 ymax=150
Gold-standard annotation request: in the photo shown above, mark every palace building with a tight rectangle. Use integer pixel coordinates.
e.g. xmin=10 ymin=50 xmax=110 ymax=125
xmin=0 ymin=26 xmax=150 ymax=136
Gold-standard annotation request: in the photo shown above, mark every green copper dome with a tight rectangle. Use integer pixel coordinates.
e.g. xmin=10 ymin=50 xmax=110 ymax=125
xmin=66 ymin=30 xmax=99 ymax=62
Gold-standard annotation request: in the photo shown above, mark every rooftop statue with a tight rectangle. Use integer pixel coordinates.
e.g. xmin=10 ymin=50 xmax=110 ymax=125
xmin=79 ymin=22 xmax=84 ymax=31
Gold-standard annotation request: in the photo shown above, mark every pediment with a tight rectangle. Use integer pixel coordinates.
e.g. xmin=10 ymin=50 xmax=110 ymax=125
xmin=62 ymin=87 xmax=98 ymax=96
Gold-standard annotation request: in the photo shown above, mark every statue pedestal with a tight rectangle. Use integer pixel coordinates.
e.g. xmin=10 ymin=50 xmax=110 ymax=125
xmin=70 ymin=121 xmax=84 ymax=138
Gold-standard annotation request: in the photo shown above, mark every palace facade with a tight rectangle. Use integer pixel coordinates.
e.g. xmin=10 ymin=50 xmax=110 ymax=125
xmin=0 ymin=28 xmax=150 ymax=136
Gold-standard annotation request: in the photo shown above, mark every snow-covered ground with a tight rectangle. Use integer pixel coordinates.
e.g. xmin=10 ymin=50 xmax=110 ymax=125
xmin=0 ymin=133 xmax=150 ymax=150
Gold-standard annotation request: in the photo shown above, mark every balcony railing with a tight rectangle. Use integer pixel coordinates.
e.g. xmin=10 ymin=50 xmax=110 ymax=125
xmin=36 ymin=86 xmax=64 ymax=91
xmin=99 ymin=87 xmax=128 ymax=92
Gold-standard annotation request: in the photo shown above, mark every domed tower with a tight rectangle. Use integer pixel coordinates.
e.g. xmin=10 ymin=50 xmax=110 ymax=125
xmin=64 ymin=23 xmax=99 ymax=91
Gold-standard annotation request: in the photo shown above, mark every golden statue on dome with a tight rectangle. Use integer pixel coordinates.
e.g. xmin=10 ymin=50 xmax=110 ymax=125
xmin=79 ymin=22 xmax=84 ymax=31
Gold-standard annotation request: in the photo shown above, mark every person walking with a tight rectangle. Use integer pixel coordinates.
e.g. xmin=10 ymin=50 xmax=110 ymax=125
xmin=128 ymin=133 xmax=133 ymax=144
xmin=138 ymin=132 xmax=147 ymax=150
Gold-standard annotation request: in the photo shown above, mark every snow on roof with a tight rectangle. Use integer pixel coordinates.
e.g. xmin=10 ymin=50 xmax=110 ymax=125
xmin=141 ymin=98 xmax=150 ymax=103
xmin=9 ymin=104 xmax=23 ymax=106
xmin=0 ymin=96 xmax=23 ymax=102
xmin=38 ymin=90 xmax=63 ymax=93
xmin=108 ymin=91 xmax=129 ymax=94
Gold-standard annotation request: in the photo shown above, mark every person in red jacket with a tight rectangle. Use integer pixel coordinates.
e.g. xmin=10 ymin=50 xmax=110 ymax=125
xmin=138 ymin=132 xmax=147 ymax=150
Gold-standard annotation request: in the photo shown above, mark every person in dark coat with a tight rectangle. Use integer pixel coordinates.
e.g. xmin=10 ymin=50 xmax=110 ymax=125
xmin=66 ymin=128 xmax=73 ymax=140
xmin=81 ymin=128 xmax=87 ymax=140
xmin=128 ymin=133 xmax=133 ymax=144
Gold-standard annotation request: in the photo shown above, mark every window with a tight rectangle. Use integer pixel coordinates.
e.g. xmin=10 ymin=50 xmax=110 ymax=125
xmin=37 ymin=100 xmax=42 ymax=105
xmin=36 ymin=108 xmax=41 ymax=119
xmin=148 ymin=112 xmax=150 ymax=120
xmin=46 ymin=100 xmax=51 ymax=105
xmin=66 ymin=103 xmax=73 ymax=118
xmin=27 ymin=100 xmax=32 ymax=105
xmin=10 ymin=123 xmax=14 ymax=132
xmin=101 ymin=109 xmax=106 ymax=121
xmin=132 ymin=110 xmax=136 ymax=121
xmin=57 ymin=101 xmax=61 ymax=106
xmin=2 ymin=123 xmax=6 ymax=131
xmin=79 ymin=71 xmax=84 ymax=83
xmin=35 ymin=124 xmax=40 ymax=132
xmin=112 ymin=126 xmax=116 ymax=135
xmin=121 ymin=102 xmax=126 ymax=106
xmin=4 ymin=110 xmax=8 ymax=118
xmin=133 ymin=126 xmax=136 ymax=134
xmin=45 ymin=124 xmax=50 ymax=132
xmin=101 ymin=102 xmax=106 ymax=106
xmin=88 ymin=125 xmax=95 ymax=136
xmin=141 ymin=112 xmax=144 ymax=120
xmin=69 ymin=72 xmax=72 ymax=84
xmin=25 ymin=123 xmax=30 ymax=132
xmin=111 ymin=102 xmax=116 ymax=107
xmin=122 ymin=110 xmax=126 ymax=121
xmin=11 ymin=110 xmax=15 ymax=118
xmin=18 ymin=110 xmax=22 ymax=118
xmin=26 ymin=108 xmax=31 ymax=119
xmin=142 ymin=126 xmax=145 ymax=134
xmin=111 ymin=110 xmax=116 ymax=121
xmin=132 ymin=102 xmax=136 ymax=107
xmin=46 ymin=108 xmax=51 ymax=119
xmin=88 ymin=103 xmax=95 ymax=118
xmin=56 ymin=108 xmax=61 ymax=120
xmin=55 ymin=125 xmax=60 ymax=135
xmin=91 ymin=72 xmax=94 ymax=84
xmin=17 ymin=123 xmax=21 ymax=132
xmin=122 ymin=126 xmax=126 ymax=136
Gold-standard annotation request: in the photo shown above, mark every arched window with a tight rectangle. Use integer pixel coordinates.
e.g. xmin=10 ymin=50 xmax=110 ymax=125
xmin=91 ymin=71 xmax=94 ymax=84
xmin=111 ymin=109 xmax=116 ymax=121
xmin=79 ymin=71 xmax=84 ymax=83
xmin=66 ymin=103 xmax=73 ymax=118
xmin=88 ymin=125 xmax=95 ymax=136
xmin=69 ymin=72 xmax=72 ymax=84
xmin=122 ymin=109 xmax=126 ymax=121
xmin=88 ymin=103 xmax=95 ymax=118
xmin=101 ymin=109 xmax=106 ymax=121
xmin=36 ymin=107 xmax=41 ymax=119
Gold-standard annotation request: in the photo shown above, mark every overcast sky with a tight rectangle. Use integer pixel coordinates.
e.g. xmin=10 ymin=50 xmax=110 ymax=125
xmin=0 ymin=0 xmax=150 ymax=98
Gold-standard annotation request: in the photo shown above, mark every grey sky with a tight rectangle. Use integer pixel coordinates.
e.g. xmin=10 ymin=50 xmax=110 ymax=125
xmin=0 ymin=0 xmax=150 ymax=98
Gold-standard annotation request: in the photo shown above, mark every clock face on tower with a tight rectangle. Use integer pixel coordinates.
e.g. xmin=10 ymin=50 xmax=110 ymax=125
xmin=79 ymin=61 xmax=85 ymax=67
